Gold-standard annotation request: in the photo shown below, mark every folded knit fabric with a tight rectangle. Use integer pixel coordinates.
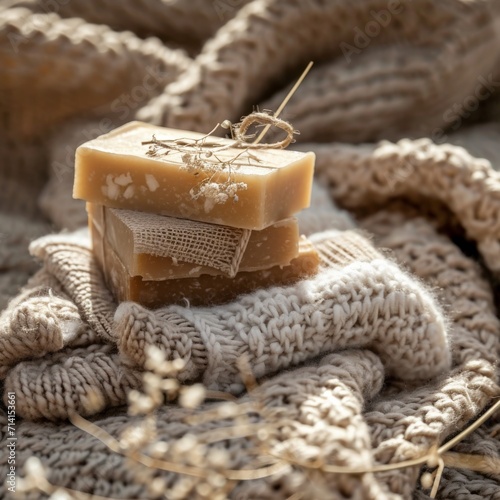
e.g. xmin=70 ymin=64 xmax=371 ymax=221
xmin=1 ymin=209 xmax=499 ymax=499
xmin=2 ymin=349 xmax=398 ymax=499
xmin=1 ymin=227 xmax=450 ymax=422
xmin=359 ymin=211 xmax=500 ymax=498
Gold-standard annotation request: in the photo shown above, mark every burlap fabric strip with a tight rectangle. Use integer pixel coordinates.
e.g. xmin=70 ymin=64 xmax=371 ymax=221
xmin=101 ymin=208 xmax=252 ymax=278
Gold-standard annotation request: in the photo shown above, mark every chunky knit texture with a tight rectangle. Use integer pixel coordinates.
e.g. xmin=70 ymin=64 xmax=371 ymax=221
xmin=1 ymin=1 xmax=500 ymax=499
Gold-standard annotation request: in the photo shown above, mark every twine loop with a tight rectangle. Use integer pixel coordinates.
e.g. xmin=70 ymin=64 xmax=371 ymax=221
xmin=233 ymin=112 xmax=295 ymax=149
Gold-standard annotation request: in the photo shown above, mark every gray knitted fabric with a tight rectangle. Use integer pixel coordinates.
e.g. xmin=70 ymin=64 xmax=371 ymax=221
xmin=1 ymin=1 xmax=500 ymax=499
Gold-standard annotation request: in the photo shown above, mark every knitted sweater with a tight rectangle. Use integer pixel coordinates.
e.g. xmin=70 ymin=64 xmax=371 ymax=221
xmin=1 ymin=1 xmax=500 ymax=499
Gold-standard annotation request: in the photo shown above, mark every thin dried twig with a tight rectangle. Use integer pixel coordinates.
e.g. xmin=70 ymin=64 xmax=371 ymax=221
xmin=69 ymin=412 xmax=289 ymax=482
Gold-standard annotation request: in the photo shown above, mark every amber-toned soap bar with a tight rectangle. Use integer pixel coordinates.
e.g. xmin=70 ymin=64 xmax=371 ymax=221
xmin=91 ymin=222 xmax=320 ymax=308
xmin=74 ymin=121 xmax=315 ymax=230
xmin=88 ymin=203 xmax=300 ymax=280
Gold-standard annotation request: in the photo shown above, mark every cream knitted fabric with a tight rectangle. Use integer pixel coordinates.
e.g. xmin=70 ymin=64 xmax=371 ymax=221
xmin=12 ymin=0 xmax=247 ymax=50
xmin=261 ymin=36 xmax=497 ymax=143
xmin=297 ymin=179 xmax=355 ymax=235
xmin=0 ymin=7 xmax=190 ymax=140
xmin=138 ymin=0 xmax=500 ymax=138
xmin=309 ymin=138 xmax=500 ymax=275
xmin=116 ymin=231 xmax=448 ymax=391
xmin=0 ymin=229 xmax=450 ymax=420
xmin=0 ymin=212 xmax=49 ymax=311
xmin=1 ymin=350 xmax=400 ymax=500
xmin=359 ymin=212 xmax=500 ymax=498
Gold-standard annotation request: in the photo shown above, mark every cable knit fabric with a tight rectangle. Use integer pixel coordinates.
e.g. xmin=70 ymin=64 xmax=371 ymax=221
xmin=1 ymin=1 xmax=500 ymax=499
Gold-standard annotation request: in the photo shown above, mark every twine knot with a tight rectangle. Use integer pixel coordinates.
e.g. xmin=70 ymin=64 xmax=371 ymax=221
xmin=231 ymin=112 xmax=296 ymax=149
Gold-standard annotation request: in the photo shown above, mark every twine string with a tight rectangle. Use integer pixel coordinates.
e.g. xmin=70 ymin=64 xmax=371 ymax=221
xmin=233 ymin=112 xmax=295 ymax=150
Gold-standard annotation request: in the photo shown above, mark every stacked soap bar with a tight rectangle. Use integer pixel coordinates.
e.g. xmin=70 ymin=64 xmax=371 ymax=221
xmin=88 ymin=204 xmax=301 ymax=279
xmin=91 ymin=223 xmax=319 ymax=308
xmin=74 ymin=121 xmax=314 ymax=230
xmin=74 ymin=121 xmax=319 ymax=307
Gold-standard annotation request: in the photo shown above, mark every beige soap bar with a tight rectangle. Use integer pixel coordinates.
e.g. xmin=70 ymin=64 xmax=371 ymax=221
xmin=89 ymin=203 xmax=300 ymax=280
xmin=91 ymin=222 xmax=320 ymax=308
xmin=74 ymin=121 xmax=315 ymax=230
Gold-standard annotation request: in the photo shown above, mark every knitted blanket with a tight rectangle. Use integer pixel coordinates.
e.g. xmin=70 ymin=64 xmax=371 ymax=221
xmin=1 ymin=1 xmax=500 ymax=498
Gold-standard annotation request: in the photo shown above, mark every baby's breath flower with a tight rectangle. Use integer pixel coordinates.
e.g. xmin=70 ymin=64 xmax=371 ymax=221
xmin=169 ymin=477 xmax=196 ymax=500
xmin=421 ymin=472 xmax=434 ymax=490
xmin=172 ymin=434 xmax=198 ymax=455
xmin=142 ymin=125 xmax=253 ymax=208
xmin=172 ymin=358 xmax=186 ymax=372
xmin=148 ymin=477 xmax=168 ymax=498
xmin=207 ymin=473 xmax=226 ymax=489
xmin=207 ymin=448 xmax=230 ymax=469
xmin=179 ymin=384 xmax=206 ymax=409
xmin=49 ymin=489 xmax=73 ymax=500
xmin=120 ymin=420 xmax=156 ymax=450
xmin=24 ymin=457 xmax=45 ymax=480
xmin=143 ymin=372 xmax=162 ymax=392
xmin=145 ymin=345 xmax=166 ymax=371
xmin=195 ymin=482 xmax=213 ymax=498
xmin=161 ymin=378 xmax=180 ymax=397
xmin=148 ymin=441 xmax=169 ymax=458
xmin=128 ymin=390 xmax=156 ymax=415
xmin=226 ymin=184 xmax=237 ymax=197
xmin=215 ymin=192 xmax=229 ymax=204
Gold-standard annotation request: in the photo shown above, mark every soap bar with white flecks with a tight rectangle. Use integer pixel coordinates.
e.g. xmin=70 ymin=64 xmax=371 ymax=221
xmin=91 ymin=222 xmax=320 ymax=308
xmin=73 ymin=121 xmax=315 ymax=230
xmin=88 ymin=203 xmax=300 ymax=280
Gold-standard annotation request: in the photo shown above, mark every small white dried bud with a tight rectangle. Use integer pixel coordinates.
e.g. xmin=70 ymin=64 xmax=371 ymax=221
xmin=24 ymin=457 xmax=45 ymax=480
xmin=156 ymin=358 xmax=185 ymax=378
xmin=148 ymin=441 xmax=169 ymax=458
xmin=82 ymin=388 xmax=106 ymax=414
xmin=226 ymin=184 xmax=237 ymax=197
xmin=120 ymin=421 xmax=155 ymax=450
xmin=420 ymin=472 xmax=434 ymax=489
xmin=172 ymin=434 xmax=198 ymax=456
xmin=148 ymin=477 xmax=168 ymax=498
xmin=257 ymin=429 xmax=269 ymax=441
xmin=195 ymin=482 xmax=213 ymax=498
xmin=207 ymin=473 xmax=226 ymax=489
xmin=201 ymin=182 xmax=220 ymax=199
xmin=179 ymin=384 xmax=206 ymax=409
xmin=143 ymin=372 xmax=162 ymax=392
xmin=169 ymin=477 xmax=196 ymax=500
xmin=49 ymin=489 xmax=73 ymax=500
xmin=172 ymin=358 xmax=186 ymax=372
xmin=207 ymin=448 xmax=229 ymax=468
xmin=145 ymin=345 xmax=166 ymax=370
xmin=215 ymin=193 xmax=229 ymax=204
xmin=218 ymin=402 xmax=240 ymax=418
xmin=426 ymin=453 xmax=439 ymax=469
xmin=161 ymin=378 xmax=180 ymax=394
xmin=128 ymin=392 xmax=156 ymax=415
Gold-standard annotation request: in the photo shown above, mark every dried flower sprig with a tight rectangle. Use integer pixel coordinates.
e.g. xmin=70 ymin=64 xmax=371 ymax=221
xmin=140 ymin=62 xmax=313 ymax=211
xmin=141 ymin=112 xmax=297 ymax=211
xmin=14 ymin=351 xmax=500 ymax=500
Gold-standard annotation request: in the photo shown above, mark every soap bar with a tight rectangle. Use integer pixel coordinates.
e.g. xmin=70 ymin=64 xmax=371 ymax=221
xmin=89 ymin=203 xmax=300 ymax=280
xmin=74 ymin=121 xmax=315 ymax=230
xmin=91 ymin=222 xmax=320 ymax=308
